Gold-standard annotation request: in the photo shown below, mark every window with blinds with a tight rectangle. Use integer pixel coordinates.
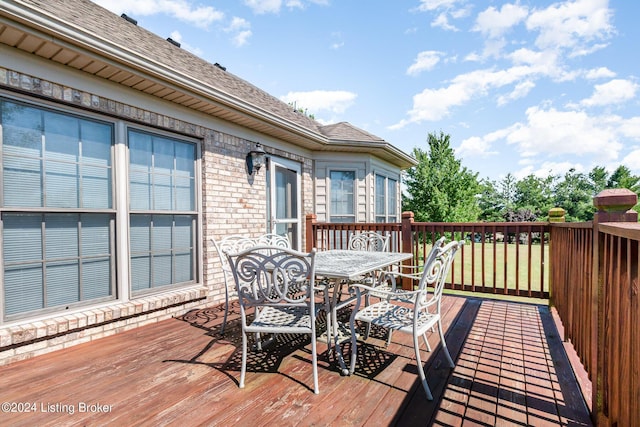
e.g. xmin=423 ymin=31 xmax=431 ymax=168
xmin=1 ymin=100 xmax=114 ymax=318
xmin=128 ymin=130 xmax=197 ymax=293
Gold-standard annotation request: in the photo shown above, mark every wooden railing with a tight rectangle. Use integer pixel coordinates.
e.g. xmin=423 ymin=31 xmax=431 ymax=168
xmin=306 ymin=212 xmax=551 ymax=299
xmin=549 ymin=222 xmax=594 ymax=376
xmin=595 ymin=223 xmax=640 ymax=425
xmin=547 ymin=189 xmax=640 ymax=426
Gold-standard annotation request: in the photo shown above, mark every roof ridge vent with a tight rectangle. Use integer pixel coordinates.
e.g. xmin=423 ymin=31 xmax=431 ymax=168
xmin=120 ymin=14 xmax=137 ymax=25
xmin=166 ymin=38 xmax=181 ymax=48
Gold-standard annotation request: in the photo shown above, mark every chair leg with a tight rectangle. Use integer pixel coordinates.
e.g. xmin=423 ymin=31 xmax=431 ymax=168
xmin=240 ymin=330 xmax=247 ymax=388
xmin=255 ymin=332 xmax=263 ymax=351
xmin=438 ymin=319 xmax=455 ymax=368
xmin=363 ymin=294 xmax=371 ymax=340
xmin=324 ymin=290 xmax=332 ymax=350
xmin=422 ymin=333 xmax=432 ymax=352
xmin=221 ymin=285 xmax=229 ymax=335
xmin=413 ymin=332 xmax=433 ymax=400
xmin=311 ymin=332 xmax=319 ymax=394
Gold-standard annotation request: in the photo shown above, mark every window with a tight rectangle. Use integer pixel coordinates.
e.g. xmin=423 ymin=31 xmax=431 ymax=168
xmin=330 ymin=170 xmax=355 ymax=222
xmin=375 ymin=174 xmax=398 ymax=222
xmin=0 ymin=99 xmax=200 ymax=321
xmin=1 ymin=100 xmax=114 ymax=318
xmin=128 ymin=130 xmax=197 ymax=293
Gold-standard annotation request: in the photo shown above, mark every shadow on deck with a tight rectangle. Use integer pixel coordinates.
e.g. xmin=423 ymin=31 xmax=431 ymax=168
xmin=0 ymin=295 xmax=592 ymax=426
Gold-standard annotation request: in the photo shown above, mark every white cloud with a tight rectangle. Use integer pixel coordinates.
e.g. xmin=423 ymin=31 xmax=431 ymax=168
xmin=93 ymin=0 xmax=224 ymax=29
xmin=243 ymin=0 xmax=323 ymax=14
xmin=516 ymin=160 xmax=585 ymax=179
xmin=505 ymin=106 xmax=621 ymax=160
xmin=621 ymin=149 xmax=640 ymax=175
xmin=584 ymin=67 xmax=616 ymax=80
xmin=431 ymin=13 xmax=458 ymax=31
xmin=406 ymin=51 xmax=444 ymax=76
xmin=619 ymin=117 xmax=640 ymax=140
xmin=497 ymin=80 xmax=535 ymax=106
xmin=457 ymin=129 xmax=507 ymax=158
xmin=416 ymin=0 xmax=462 ymax=12
xmin=526 ymin=0 xmax=613 ymax=56
xmin=580 ymin=79 xmax=639 ymax=107
xmin=393 ymin=66 xmax=540 ymax=127
xmin=473 ymin=3 xmax=528 ymax=39
xmin=280 ymin=90 xmax=357 ymax=114
xmin=244 ymin=0 xmax=283 ymax=14
xmin=226 ymin=17 xmax=252 ymax=46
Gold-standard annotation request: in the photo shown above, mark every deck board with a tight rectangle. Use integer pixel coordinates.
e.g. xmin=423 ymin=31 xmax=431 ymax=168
xmin=0 ymin=296 xmax=592 ymax=426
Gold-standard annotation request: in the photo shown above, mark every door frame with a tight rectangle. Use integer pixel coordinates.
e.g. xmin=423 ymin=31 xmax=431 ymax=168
xmin=267 ymin=156 xmax=302 ymax=250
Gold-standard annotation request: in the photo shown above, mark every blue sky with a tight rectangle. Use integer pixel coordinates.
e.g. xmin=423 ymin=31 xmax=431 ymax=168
xmin=93 ymin=0 xmax=639 ymax=182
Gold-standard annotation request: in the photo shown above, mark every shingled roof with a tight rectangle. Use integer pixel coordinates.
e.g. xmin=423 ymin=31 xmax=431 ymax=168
xmin=0 ymin=0 xmax=416 ymax=168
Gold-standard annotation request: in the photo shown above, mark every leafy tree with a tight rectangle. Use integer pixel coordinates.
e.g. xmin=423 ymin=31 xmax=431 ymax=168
xmin=607 ymin=165 xmax=640 ymax=193
xmin=589 ymin=166 xmax=608 ymax=194
xmin=514 ymin=174 xmax=555 ymax=220
xmin=402 ymin=131 xmax=480 ymax=222
xmin=477 ymin=179 xmax=504 ymax=221
xmin=553 ymin=168 xmax=596 ymax=221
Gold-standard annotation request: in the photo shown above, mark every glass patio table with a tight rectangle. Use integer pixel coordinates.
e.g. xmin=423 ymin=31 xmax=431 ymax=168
xmin=313 ymin=249 xmax=414 ymax=374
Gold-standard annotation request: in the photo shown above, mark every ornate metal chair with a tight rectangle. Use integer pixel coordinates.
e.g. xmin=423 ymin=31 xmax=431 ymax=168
xmin=226 ymin=246 xmax=320 ymax=394
xmin=347 ymin=231 xmax=390 ymax=252
xmin=255 ymin=233 xmax=290 ymax=248
xmin=212 ymin=233 xmax=291 ymax=334
xmin=369 ymin=236 xmax=447 ymax=345
xmin=348 ymin=239 xmax=464 ymax=400
xmin=212 ymin=235 xmax=256 ymax=335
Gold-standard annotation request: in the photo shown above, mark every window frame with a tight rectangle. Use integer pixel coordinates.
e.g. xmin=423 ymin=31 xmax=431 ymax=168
xmin=126 ymin=127 xmax=201 ymax=296
xmin=328 ymin=169 xmax=357 ymax=223
xmin=0 ymin=97 xmax=117 ymax=320
xmin=374 ymin=172 xmax=399 ymax=223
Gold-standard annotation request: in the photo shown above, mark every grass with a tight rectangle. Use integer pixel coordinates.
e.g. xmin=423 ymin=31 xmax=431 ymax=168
xmin=417 ymin=241 xmax=550 ymax=296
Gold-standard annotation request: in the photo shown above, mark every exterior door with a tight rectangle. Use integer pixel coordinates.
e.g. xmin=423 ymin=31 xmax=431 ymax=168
xmin=268 ymin=157 xmax=302 ymax=250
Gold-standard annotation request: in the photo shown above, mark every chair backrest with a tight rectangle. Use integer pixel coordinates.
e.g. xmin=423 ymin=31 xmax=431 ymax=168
xmin=255 ymin=233 xmax=291 ymax=249
xmin=419 ymin=236 xmax=447 ymax=269
xmin=348 ymin=231 xmax=390 ymax=252
xmin=212 ymin=235 xmax=257 ymax=277
xmin=416 ymin=240 xmax=464 ymax=310
xmin=226 ymin=246 xmax=317 ymax=313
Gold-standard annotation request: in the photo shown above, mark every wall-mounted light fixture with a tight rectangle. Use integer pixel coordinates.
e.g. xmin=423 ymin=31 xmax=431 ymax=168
xmin=246 ymin=142 xmax=266 ymax=175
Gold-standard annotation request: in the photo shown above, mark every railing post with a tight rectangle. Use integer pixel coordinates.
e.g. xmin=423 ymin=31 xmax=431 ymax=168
xmin=306 ymin=213 xmax=316 ymax=252
xmin=547 ymin=207 xmax=565 ymax=306
xmin=591 ymin=188 xmax=638 ymax=425
xmin=401 ymin=211 xmax=414 ymax=290
xmin=548 ymin=207 xmax=566 ymax=223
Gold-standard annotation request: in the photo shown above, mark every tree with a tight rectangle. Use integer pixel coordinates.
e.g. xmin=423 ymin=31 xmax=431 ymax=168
xmin=589 ymin=166 xmax=608 ymax=195
xmin=402 ymin=131 xmax=480 ymax=222
xmin=553 ymin=168 xmax=595 ymax=221
xmin=477 ymin=179 xmax=504 ymax=221
xmin=607 ymin=165 xmax=640 ymax=193
xmin=514 ymin=174 xmax=555 ymax=220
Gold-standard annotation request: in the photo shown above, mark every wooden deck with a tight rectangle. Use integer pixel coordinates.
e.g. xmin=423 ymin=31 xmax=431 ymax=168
xmin=0 ymin=295 xmax=592 ymax=426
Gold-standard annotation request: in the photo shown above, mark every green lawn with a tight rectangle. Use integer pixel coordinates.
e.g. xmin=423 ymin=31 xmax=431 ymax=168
xmin=418 ymin=241 xmax=550 ymax=295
